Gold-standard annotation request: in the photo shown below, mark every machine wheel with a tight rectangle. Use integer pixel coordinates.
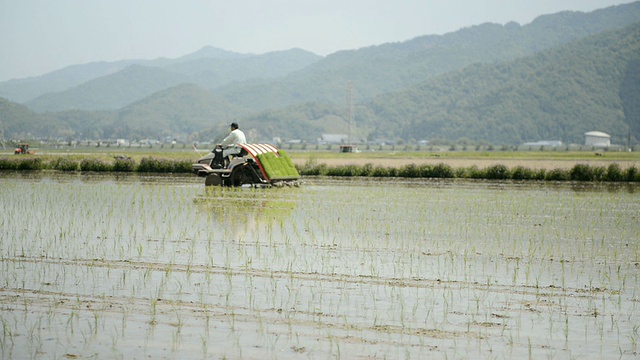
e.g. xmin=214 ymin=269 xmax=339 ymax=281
xmin=223 ymin=166 xmax=244 ymax=187
xmin=205 ymin=173 xmax=222 ymax=186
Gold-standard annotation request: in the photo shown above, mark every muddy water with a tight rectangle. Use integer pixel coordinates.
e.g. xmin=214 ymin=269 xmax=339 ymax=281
xmin=1 ymin=173 xmax=639 ymax=359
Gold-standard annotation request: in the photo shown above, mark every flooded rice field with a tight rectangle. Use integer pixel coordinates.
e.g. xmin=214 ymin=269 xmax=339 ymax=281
xmin=1 ymin=172 xmax=639 ymax=359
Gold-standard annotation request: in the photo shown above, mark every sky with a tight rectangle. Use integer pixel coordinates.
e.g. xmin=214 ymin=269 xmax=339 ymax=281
xmin=0 ymin=0 xmax=636 ymax=82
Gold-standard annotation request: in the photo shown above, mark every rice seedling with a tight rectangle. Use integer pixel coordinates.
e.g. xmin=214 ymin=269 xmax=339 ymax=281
xmin=0 ymin=172 xmax=638 ymax=358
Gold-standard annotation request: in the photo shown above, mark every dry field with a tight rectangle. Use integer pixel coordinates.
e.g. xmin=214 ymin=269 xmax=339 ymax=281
xmin=291 ymin=152 xmax=640 ymax=171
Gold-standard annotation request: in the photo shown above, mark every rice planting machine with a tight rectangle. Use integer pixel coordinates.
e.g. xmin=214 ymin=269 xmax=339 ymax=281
xmin=192 ymin=143 xmax=300 ymax=187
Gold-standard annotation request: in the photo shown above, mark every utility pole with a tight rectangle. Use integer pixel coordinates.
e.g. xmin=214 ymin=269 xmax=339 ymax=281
xmin=0 ymin=104 xmax=5 ymax=150
xmin=347 ymin=81 xmax=354 ymax=144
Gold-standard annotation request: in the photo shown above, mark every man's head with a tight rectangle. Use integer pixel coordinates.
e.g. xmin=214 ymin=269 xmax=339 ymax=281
xmin=230 ymin=122 xmax=239 ymax=130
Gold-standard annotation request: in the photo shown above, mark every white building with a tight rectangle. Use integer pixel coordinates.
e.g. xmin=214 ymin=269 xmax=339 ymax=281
xmin=584 ymin=131 xmax=611 ymax=147
xmin=319 ymin=134 xmax=349 ymax=144
xmin=523 ymin=140 xmax=563 ymax=147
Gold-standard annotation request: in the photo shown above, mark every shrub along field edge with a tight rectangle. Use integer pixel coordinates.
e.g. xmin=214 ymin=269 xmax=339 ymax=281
xmin=0 ymin=156 xmax=191 ymax=173
xmin=1 ymin=156 xmax=638 ymax=182
xmin=297 ymin=162 xmax=640 ymax=182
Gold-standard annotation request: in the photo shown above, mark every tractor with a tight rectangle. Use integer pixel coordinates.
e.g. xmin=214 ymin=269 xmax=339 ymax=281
xmin=14 ymin=143 xmax=35 ymax=155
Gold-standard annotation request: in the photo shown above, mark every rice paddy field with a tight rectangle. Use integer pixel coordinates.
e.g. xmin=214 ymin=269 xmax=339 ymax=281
xmin=1 ymin=171 xmax=639 ymax=359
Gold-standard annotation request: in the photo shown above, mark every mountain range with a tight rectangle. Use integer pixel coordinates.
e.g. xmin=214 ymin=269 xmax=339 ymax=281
xmin=1 ymin=1 xmax=639 ymax=146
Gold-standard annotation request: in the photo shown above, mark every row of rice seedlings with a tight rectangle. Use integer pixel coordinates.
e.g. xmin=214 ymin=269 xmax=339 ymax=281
xmin=232 ymin=181 xmax=634 ymax=356
xmin=1 ymin=174 xmax=639 ymax=358
xmin=164 ymin=184 xmax=456 ymax=354
xmin=0 ymin=177 xmax=209 ymax=351
xmin=100 ymin=178 xmax=640 ymax=356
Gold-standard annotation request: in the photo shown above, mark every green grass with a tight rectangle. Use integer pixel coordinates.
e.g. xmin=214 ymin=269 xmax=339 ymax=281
xmin=1 ymin=147 xmax=638 ymax=182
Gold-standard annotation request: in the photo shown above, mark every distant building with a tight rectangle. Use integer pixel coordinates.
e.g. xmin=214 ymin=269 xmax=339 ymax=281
xmin=319 ymin=134 xmax=349 ymax=144
xmin=522 ymin=140 xmax=563 ymax=147
xmin=584 ymin=131 xmax=611 ymax=147
xmin=339 ymin=145 xmax=360 ymax=153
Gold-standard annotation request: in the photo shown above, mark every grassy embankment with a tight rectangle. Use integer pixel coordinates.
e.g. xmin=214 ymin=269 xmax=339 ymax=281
xmin=1 ymin=147 xmax=639 ymax=182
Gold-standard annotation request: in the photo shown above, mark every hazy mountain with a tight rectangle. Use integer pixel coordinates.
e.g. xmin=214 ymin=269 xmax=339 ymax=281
xmin=215 ymin=1 xmax=640 ymax=111
xmin=0 ymin=47 xmax=271 ymax=104
xmin=25 ymin=65 xmax=186 ymax=112
xmin=223 ymin=21 xmax=640 ymax=145
xmin=0 ymin=61 xmax=139 ymax=103
xmin=164 ymin=48 xmax=322 ymax=89
xmin=367 ymin=21 xmax=640 ymax=145
xmin=5 ymin=2 xmax=639 ymax=112
xmin=110 ymin=83 xmax=253 ymax=140
xmin=173 ymin=45 xmax=253 ymax=62
xmin=21 ymin=48 xmax=321 ymax=112
xmin=0 ymin=98 xmax=48 ymax=140
xmin=1 ymin=2 xmax=639 ymax=145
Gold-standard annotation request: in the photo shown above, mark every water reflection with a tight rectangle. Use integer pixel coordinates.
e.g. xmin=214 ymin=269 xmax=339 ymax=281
xmin=1 ymin=170 xmax=637 ymax=194
xmin=193 ymin=186 xmax=300 ymax=241
xmin=0 ymin=171 xmax=200 ymax=185
xmin=305 ymin=175 xmax=640 ymax=194
xmin=568 ymin=182 xmax=638 ymax=194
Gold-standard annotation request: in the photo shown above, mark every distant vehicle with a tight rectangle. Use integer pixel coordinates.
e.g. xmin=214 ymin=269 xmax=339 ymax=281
xmin=339 ymin=145 xmax=360 ymax=153
xmin=14 ymin=143 xmax=35 ymax=155
xmin=192 ymin=143 xmax=300 ymax=187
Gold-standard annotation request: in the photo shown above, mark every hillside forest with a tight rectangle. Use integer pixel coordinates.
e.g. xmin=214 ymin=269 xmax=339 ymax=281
xmin=1 ymin=2 xmax=639 ymax=146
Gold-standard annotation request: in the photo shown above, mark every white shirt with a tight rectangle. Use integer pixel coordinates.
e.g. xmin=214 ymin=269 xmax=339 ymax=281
xmin=221 ymin=128 xmax=247 ymax=147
